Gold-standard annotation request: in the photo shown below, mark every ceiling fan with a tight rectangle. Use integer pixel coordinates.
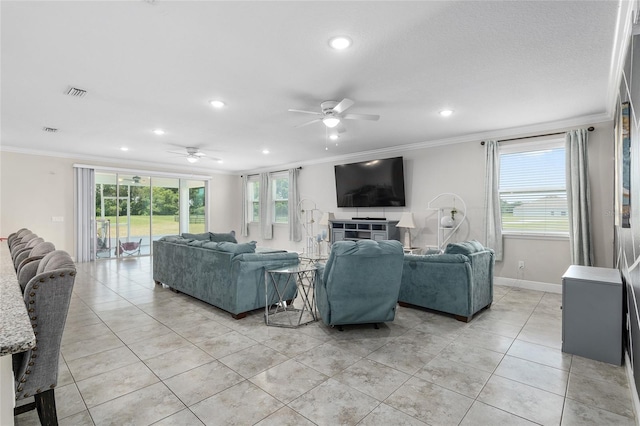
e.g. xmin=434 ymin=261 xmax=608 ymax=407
xmin=167 ymin=147 xmax=222 ymax=164
xmin=288 ymin=98 xmax=380 ymax=132
xmin=120 ymin=175 xmax=146 ymax=185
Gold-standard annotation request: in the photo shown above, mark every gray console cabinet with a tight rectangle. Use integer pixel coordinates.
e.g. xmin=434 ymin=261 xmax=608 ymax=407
xmin=330 ymin=219 xmax=400 ymax=243
xmin=561 ymin=265 xmax=623 ymax=365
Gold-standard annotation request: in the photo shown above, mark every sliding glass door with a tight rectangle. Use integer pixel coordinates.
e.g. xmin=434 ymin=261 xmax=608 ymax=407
xmin=116 ymin=174 xmax=151 ymax=256
xmin=151 ymin=177 xmax=180 ymax=245
xmin=186 ymin=179 xmax=206 ymax=234
xmin=94 ymin=172 xmax=207 ymax=259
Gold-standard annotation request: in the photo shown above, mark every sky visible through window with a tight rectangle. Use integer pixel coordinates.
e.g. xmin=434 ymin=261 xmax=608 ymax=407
xmin=500 ymin=148 xmax=565 ymax=193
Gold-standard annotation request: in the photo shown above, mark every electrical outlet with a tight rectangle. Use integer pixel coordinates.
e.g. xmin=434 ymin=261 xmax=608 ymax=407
xmin=518 ymin=260 xmax=525 ymax=269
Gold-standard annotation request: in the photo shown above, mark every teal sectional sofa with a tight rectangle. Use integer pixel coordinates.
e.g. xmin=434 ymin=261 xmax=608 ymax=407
xmin=399 ymin=240 xmax=494 ymax=322
xmin=153 ymin=232 xmax=299 ymax=319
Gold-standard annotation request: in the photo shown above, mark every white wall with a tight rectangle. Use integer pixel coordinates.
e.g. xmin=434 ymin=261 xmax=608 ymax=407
xmin=0 ymin=153 xmax=76 ymax=251
xmin=243 ymin=121 xmax=615 ymax=287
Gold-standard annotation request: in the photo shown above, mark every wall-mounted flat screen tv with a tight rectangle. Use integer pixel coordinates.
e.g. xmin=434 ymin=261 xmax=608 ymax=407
xmin=334 ymin=156 xmax=406 ymax=207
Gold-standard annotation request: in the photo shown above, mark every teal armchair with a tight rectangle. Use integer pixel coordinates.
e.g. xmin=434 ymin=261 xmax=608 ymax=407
xmin=315 ymin=239 xmax=404 ymax=328
xmin=399 ymin=240 xmax=494 ymax=322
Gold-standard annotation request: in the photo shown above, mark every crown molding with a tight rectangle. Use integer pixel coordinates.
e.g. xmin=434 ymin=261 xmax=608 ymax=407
xmin=607 ymin=0 xmax=636 ymax=111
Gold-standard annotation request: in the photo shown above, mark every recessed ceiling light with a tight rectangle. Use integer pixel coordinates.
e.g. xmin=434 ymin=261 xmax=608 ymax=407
xmin=152 ymin=129 xmax=165 ymax=135
xmin=120 ymin=147 xmax=129 ymax=151
xmin=262 ymin=149 xmax=270 ymax=155
xmin=329 ymin=36 xmax=352 ymax=50
xmin=209 ymin=100 xmax=225 ymax=108
xmin=439 ymin=109 xmax=454 ymax=117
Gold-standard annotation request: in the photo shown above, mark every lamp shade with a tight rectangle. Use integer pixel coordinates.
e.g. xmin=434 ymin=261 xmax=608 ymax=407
xmin=397 ymin=212 xmax=416 ymax=228
xmin=319 ymin=212 xmax=335 ymax=226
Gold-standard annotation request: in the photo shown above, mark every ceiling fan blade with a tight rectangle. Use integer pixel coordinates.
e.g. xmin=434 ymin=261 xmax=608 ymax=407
xmin=167 ymin=150 xmax=187 ymax=156
xmin=342 ymin=113 xmax=380 ymax=121
xmin=336 ymin=122 xmax=347 ymax=134
xmin=294 ymin=118 xmax=322 ymax=128
xmin=194 ymin=152 xmax=207 ymax=157
xmin=288 ymin=109 xmax=322 ymax=116
xmin=333 ymin=98 xmax=355 ymax=114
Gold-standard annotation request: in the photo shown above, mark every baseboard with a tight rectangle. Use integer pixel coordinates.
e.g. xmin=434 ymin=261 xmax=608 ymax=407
xmin=624 ymin=351 xmax=640 ymax=425
xmin=495 ymin=276 xmax=562 ymax=294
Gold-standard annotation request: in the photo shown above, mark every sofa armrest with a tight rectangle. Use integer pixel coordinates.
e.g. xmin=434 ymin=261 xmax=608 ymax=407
xmin=404 ymin=253 xmax=470 ymax=264
xmin=234 ymin=252 xmax=299 ymax=263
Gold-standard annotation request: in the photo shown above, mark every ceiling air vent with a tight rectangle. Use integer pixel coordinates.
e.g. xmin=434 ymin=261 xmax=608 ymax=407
xmin=42 ymin=127 xmax=58 ymax=133
xmin=65 ymin=86 xmax=87 ymax=98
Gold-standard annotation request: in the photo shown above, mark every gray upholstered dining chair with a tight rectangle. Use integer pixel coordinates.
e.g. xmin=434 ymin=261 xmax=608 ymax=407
xmin=17 ymin=242 xmax=56 ymax=292
xmin=10 ymin=232 xmax=38 ymax=255
xmin=13 ymin=237 xmax=44 ymax=269
xmin=13 ymin=250 xmax=76 ymax=425
xmin=7 ymin=228 xmax=29 ymax=245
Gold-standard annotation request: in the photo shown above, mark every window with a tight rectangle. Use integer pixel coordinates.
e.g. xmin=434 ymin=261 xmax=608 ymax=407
xmin=245 ymin=173 xmax=290 ymax=225
xmin=247 ymin=178 xmax=260 ymax=222
xmin=272 ymin=172 xmax=289 ymax=224
xmin=499 ymin=139 xmax=568 ymax=235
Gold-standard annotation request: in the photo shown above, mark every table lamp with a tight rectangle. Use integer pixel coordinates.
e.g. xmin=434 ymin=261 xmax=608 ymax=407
xmin=397 ymin=212 xmax=416 ymax=248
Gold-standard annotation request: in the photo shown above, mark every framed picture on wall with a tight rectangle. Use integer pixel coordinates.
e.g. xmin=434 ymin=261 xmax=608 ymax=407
xmin=621 ymin=101 xmax=631 ymax=228
xmin=614 ymin=100 xmax=631 ymax=228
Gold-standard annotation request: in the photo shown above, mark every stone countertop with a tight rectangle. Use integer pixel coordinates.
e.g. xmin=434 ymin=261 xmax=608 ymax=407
xmin=0 ymin=243 xmax=35 ymax=356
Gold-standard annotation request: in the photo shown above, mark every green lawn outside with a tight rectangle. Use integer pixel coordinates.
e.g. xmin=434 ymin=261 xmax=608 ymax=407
xmin=501 ymin=212 xmax=568 ymax=232
xmin=98 ymin=215 xmax=205 ymax=236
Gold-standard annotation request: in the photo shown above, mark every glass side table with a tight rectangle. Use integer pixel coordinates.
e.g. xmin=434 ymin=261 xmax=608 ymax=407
xmin=299 ymin=252 xmax=329 ymax=266
xmin=265 ymin=264 xmax=318 ymax=327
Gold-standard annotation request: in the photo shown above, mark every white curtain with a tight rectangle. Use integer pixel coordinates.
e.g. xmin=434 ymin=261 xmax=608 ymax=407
xmin=241 ymin=174 xmax=249 ymax=237
xmin=74 ymin=167 xmax=95 ymax=262
xmin=483 ymin=140 xmax=503 ymax=261
xmin=288 ymin=168 xmax=302 ymax=242
xmin=259 ymin=172 xmax=273 ymax=240
xmin=566 ymin=129 xmax=593 ymax=266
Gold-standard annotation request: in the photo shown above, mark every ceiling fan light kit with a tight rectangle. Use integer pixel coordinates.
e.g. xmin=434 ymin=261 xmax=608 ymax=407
xmin=323 ymin=116 xmax=340 ymax=128
xmin=166 ymin=146 xmax=221 ymax=164
xmin=329 ymin=36 xmax=352 ymax=50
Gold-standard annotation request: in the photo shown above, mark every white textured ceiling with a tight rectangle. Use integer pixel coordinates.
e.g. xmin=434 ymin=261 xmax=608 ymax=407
xmin=0 ymin=1 xmax=622 ymax=173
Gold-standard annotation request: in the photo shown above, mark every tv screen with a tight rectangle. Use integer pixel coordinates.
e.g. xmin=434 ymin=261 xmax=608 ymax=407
xmin=334 ymin=157 xmax=406 ymax=207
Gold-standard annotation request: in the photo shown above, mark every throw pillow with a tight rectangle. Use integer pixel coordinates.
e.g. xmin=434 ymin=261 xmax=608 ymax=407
xmin=217 ymin=241 xmax=257 ymax=254
xmin=445 ymin=240 xmax=485 ymax=255
xmin=209 ymin=231 xmax=238 ymax=243
xmin=188 ymin=240 xmax=208 ymax=247
xmin=181 ymin=232 xmax=210 ymax=241
xmin=202 ymin=242 xmax=220 ymax=250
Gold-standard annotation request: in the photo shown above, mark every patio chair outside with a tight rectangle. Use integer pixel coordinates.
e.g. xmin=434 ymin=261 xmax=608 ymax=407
xmin=117 ymin=239 xmax=142 ymax=256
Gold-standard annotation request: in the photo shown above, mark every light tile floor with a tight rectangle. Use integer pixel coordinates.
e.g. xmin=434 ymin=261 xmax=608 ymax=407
xmin=14 ymin=257 xmax=638 ymax=425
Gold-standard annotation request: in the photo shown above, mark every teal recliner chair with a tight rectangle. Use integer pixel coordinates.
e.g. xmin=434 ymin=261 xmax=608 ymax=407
xmin=315 ymin=239 xmax=404 ymax=328
xmin=399 ymin=240 xmax=494 ymax=322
